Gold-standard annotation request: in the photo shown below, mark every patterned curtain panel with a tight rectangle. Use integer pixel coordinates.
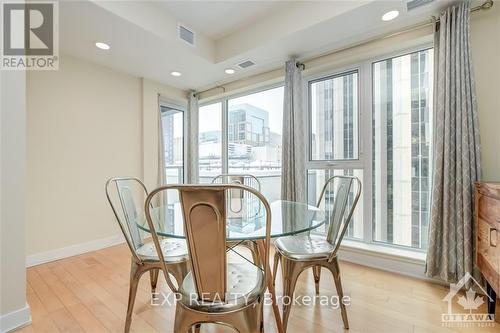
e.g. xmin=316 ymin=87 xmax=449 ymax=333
xmin=186 ymin=91 xmax=199 ymax=183
xmin=425 ymin=1 xmax=481 ymax=283
xmin=281 ymin=58 xmax=306 ymax=202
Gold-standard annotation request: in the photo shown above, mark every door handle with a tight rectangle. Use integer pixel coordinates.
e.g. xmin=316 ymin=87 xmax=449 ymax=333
xmin=490 ymin=227 xmax=497 ymax=247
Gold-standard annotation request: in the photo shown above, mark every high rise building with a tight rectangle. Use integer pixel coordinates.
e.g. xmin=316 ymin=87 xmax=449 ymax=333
xmin=228 ymin=103 xmax=270 ymax=147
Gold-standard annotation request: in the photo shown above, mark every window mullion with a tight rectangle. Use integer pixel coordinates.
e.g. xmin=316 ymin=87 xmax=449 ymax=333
xmin=361 ymin=61 xmax=373 ymax=245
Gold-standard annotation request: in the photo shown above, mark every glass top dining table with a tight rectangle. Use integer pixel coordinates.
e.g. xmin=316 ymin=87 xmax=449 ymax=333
xmin=137 ymin=200 xmax=327 ymax=240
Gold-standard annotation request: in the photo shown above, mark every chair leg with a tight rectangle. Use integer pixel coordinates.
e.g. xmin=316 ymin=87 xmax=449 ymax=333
xmin=312 ymin=265 xmax=321 ymax=295
xmin=248 ymin=241 xmax=260 ymax=266
xmin=281 ymin=256 xmax=301 ymax=331
xmin=125 ymin=261 xmax=143 ymax=333
xmin=330 ymin=257 xmax=349 ymax=329
xmin=150 ymin=269 xmax=159 ymax=294
xmin=272 ymin=251 xmax=280 ymax=286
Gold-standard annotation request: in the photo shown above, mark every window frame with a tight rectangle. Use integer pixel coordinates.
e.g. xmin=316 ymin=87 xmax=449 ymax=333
xmin=304 ymin=42 xmax=433 ymax=252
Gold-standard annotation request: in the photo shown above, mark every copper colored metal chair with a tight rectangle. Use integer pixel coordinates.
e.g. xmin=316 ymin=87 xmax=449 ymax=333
xmin=273 ymin=175 xmax=361 ymax=331
xmin=212 ymin=174 xmax=262 ymax=265
xmin=144 ymin=184 xmax=272 ymax=333
xmin=105 ymin=177 xmax=190 ymax=333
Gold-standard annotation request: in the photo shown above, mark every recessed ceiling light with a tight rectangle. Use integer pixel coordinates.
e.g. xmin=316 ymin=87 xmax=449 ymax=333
xmin=225 ymin=68 xmax=235 ymax=74
xmin=170 ymin=71 xmax=182 ymax=77
xmin=95 ymin=42 xmax=110 ymax=50
xmin=382 ymin=10 xmax=399 ymax=21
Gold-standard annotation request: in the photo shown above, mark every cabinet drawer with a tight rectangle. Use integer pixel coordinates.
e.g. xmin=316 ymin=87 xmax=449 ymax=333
xmin=478 ymin=195 xmax=500 ymax=229
xmin=477 ymin=217 xmax=500 ymax=294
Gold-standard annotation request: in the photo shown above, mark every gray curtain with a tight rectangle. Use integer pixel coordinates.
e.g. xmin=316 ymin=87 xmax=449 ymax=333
xmin=281 ymin=58 xmax=306 ymax=202
xmin=425 ymin=1 xmax=481 ymax=283
xmin=186 ymin=91 xmax=199 ymax=183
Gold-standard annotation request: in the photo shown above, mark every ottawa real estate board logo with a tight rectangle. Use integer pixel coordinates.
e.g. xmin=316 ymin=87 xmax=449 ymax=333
xmin=442 ymin=272 xmax=495 ymax=328
xmin=1 ymin=1 xmax=58 ymax=70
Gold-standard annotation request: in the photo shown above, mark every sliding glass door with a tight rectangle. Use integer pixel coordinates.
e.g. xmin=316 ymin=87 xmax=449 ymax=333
xmin=161 ymin=104 xmax=185 ymax=184
xmin=227 ymin=87 xmax=283 ymax=201
xmin=198 ymin=86 xmax=284 ymax=200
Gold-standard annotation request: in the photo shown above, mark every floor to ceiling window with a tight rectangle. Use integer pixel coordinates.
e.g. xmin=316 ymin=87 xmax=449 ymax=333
xmin=198 ymin=86 xmax=283 ymax=200
xmin=372 ymin=48 xmax=433 ymax=250
xmin=307 ymin=46 xmax=433 ymax=251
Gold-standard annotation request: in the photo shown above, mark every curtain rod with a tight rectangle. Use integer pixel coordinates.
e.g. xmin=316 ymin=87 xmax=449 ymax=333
xmin=195 ymin=0 xmax=493 ymax=98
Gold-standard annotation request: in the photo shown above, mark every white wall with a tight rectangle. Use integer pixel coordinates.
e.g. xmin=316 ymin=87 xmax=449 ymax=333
xmin=26 ymin=54 xmax=186 ymax=262
xmin=471 ymin=4 xmax=500 ymax=181
xmin=0 ymin=70 xmax=30 ymax=331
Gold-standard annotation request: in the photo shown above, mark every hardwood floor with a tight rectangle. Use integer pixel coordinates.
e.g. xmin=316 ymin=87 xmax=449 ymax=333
xmin=20 ymin=243 xmax=500 ymax=333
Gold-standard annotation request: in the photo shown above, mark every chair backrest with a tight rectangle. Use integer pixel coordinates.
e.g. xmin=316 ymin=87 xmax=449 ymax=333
xmin=212 ymin=174 xmax=261 ymax=218
xmin=316 ymin=176 xmax=362 ymax=254
xmin=211 ymin=174 xmax=261 ymax=192
xmin=144 ymin=184 xmax=271 ymax=300
xmin=105 ymin=177 xmax=148 ymax=262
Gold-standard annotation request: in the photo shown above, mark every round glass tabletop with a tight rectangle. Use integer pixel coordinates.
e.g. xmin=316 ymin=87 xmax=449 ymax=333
xmin=138 ymin=200 xmax=326 ymax=241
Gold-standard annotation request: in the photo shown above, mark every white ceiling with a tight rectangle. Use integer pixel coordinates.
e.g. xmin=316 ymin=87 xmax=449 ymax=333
xmin=155 ymin=1 xmax=288 ymax=40
xmin=59 ymin=0 xmax=452 ymax=92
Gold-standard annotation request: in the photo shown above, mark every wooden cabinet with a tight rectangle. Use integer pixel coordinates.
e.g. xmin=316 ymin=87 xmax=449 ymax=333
xmin=475 ymin=182 xmax=500 ymax=315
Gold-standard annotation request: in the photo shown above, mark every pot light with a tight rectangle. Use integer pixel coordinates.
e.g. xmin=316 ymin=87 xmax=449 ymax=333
xmin=225 ymin=68 xmax=235 ymax=74
xmin=95 ymin=42 xmax=110 ymax=50
xmin=170 ymin=71 xmax=182 ymax=77
xmin=382 ymin=10 xmax=399 ymax=21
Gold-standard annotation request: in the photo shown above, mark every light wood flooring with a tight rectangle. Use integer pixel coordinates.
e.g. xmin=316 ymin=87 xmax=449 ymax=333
xmin=18 ymin=243 xmax=500 ymax=333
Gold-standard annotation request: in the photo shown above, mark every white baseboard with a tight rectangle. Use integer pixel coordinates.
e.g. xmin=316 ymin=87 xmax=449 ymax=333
xmin=338 ymin=240 xmax=439 ymax=282
xmin=26 ymin=234 xmax=124 ymax=267
xmin=0 ymin=303 xmax=31 ymax=333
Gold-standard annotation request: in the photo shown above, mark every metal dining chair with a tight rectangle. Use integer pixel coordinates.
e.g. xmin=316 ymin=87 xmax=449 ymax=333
xmin=105 ymin=177 xmax=190 ymax=333
xmin=273 ymin=175 xmax=362 ymax=331
xmin=212 ymin=174 xmax=262 ymax=265
xmin=144 ymin=184 xmax=272 ymax=333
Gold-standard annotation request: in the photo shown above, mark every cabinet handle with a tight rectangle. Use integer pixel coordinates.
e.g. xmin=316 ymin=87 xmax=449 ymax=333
xmin=490 ymin=227 xmax=497 ymax=247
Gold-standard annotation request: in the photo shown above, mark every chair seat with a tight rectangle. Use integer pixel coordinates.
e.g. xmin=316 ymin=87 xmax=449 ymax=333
xmin=178 ymin=261 xmax=265 ymax=312
xmin=275 ymin=234 xmax=334 ymax=260
xmin=136 ymin=238 xmax=189 ymax=262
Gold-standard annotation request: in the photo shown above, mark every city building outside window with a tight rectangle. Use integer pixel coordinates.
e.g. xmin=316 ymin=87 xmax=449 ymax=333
xmin=198 ymin=86 xmax=283 ymax=201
